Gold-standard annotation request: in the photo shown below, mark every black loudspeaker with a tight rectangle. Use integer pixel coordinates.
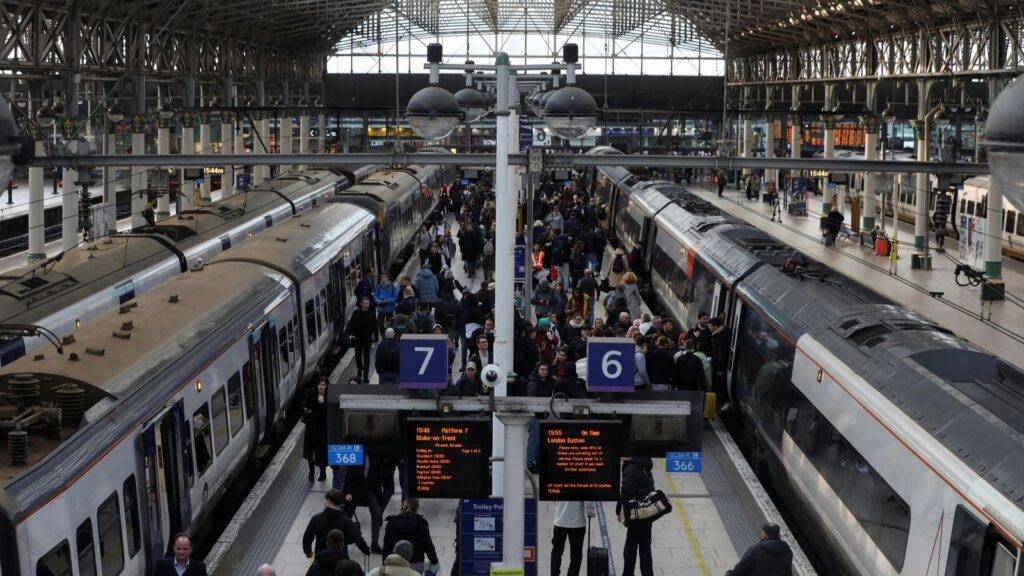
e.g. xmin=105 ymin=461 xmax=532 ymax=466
xmin=427 ymin=43 xmax=443 ymax=63
xmin=563 ymin=43 xmax=579 ymax=64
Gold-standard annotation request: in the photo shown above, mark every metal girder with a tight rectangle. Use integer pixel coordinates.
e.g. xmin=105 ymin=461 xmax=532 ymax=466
xmin=33 ymin=152 xmax=990 ymax=176
xmin=335 ymin=393 xmax=694 ymax=416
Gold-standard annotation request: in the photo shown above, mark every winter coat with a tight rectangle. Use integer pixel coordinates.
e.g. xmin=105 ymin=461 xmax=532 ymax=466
xmin=532 ymin=281 xmax=555 ymax=317
xmin=623 ymin=282 xmax=643 ymax=320
xmin=455 ymin=373 xmax=484 ymax=396
xmin=302 ymin=507 xmax=370 ymax=556
xmin=347 ymin=308 xmax=379 ymax=344
xmin=414 ymin=269 xmax=440 ymax=305
xmin=617 ymin=457 xmax=655 ymax=517
xmin=395 ymin=294 xmax=417 ymax=316
xmin=305 ymin=548 xmax=349 ymax=576
xmin=375 ymin=338 xmax=400 ymax=374
xmin=727 ymin=539 xmax=794 ymax=576
xmin=373 ymin=282 xmax=399 ymax=314
xmin=513 ymin=336 xmax=541 ymax=383
xmin=633 ymin=346 xmax=650 ymax=389
xmin=434 ymin=297 xmax=457 ymax=330
xmin=366 ymin=555 xmax=420 ymax=576
xmin=645 ymin=347 xmax=676 ymax=388
xmin=382 ymin=512 xmax=439 ymax=565
xmin=672 ymin=351 xmax=707 ymax=391
xmin=302 ymin=389 xmax=328 ymax=465
xmin=459 ymin=229 xmax=483 ymax=260
xmin=606 ymin=248 xmax=629 ymax=288
xmin=428 ymin=251 xmax=444 ymax=276
xmin=526 ymin=367 xmax=552 ymax=397
xmin=412 ymin=309 xmax=435 ymax=334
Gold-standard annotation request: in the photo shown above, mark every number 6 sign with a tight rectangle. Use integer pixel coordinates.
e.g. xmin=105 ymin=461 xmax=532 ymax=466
xmin=586 ymin=337 xmax=636 ymax=393
xmin=399 ymin=334 xmax=449 ymax=389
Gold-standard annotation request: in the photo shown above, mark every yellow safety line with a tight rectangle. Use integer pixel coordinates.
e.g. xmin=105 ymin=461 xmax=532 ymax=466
xmin=662 ymin=467 xmax=710 ymax=576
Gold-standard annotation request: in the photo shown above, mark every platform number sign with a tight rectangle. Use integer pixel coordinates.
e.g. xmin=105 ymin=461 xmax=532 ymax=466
xmin=328 ymin=444 xmax=364 ymax=466
xmin=666 ymin=451 xmax=702 ymax=473
xmin=399 ymin=334 xmax=450 ymax=389
xmin=585 ymin=337 xmax=636 ymax=393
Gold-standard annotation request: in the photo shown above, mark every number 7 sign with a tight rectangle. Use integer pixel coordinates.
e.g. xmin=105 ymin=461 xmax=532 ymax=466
xmin=399 ymin=334 xmax=450 ymax=389
xmin=586 ymin=337 xmax=636 ymax=393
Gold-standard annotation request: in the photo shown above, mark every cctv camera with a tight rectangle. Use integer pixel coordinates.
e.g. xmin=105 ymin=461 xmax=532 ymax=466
xmin=482 ymin=364 xmax=502 ymax=387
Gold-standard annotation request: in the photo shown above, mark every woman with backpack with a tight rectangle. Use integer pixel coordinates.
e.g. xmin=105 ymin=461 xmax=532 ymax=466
xmin=606 ymin=246 xmax=629 ymax=290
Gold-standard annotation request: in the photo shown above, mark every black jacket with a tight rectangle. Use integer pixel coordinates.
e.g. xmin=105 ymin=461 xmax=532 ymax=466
xmin=646 ymin=347 xmax=676 ymax=387
xmin=302 ymin=389 xmax=328 ymax=464
xmin=617 ymin=457 xmax=655 ymax=516
xmin=302 ymin=507 xmax=370 ymax=556
xmin=672 ymin=351 xmax=707 ymax=391
xmin=513 ymin=336 xmax=540 ymax=384
xmin=727 ymin=539 xmax=793 ymax=576
xmin=152 ymin=558 xmax=207 ymax=576
xmin=711 ymin=328 xmax=732 ymax=374
xmin=347 ymin=307 xmax=379 ymax=343
xmin=456 ymin=373 xmax=484 ymax=396
xmin=382 ymin=512 xmax=440 ymax=564
xmin=375 ymin=338 xmax=400 ymax=373
xmin=305 ymin=548 xmax=349 ymax=576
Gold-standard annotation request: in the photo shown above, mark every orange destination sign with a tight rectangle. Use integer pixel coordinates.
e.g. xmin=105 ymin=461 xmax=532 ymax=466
xmin=539 ymin=420 xmax=622 ymax=501
xmin=408 ymin=418 xmax=491 ymax=499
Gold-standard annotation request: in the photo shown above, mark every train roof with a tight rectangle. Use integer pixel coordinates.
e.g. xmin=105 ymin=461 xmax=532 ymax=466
xmin=716 ymin=222 xmax=1024 ymax=512
xmin=0 ymin=262 xmax=288 ymax=507
xmin=334 ymin=164 xmax=438 ymax=207
xmin=208 ymin=203 xmax=375 ymax=281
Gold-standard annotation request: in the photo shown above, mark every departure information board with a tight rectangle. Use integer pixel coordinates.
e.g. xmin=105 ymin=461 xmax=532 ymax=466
xmin=539 ymin=420 xmax=623 ymax=501
xmin=409 ymin=418 xmax=491 ymax=499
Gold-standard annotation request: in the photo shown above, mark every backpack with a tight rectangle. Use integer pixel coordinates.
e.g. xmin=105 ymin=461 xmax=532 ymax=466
xmin=483 ymin=238 xmax=495 ymax=256
xmin=611 ymin=253 xmax=625 ymax=274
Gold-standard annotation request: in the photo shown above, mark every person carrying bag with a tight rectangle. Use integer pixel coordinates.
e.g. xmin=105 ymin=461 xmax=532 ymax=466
xmin=615 ymin=457 xmax=671 ymax=576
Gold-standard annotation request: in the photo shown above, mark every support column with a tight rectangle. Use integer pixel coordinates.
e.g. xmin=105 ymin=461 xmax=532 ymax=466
xmin=105 ymin=128 xmax=117 ymax=235
xmin=180 ymin=112 xmax=195 ymax=212
xmin=235 ymin=117 xmax=245 ymax=192
xmin=156 ymin=118 xmax=171 ymax=217
xmin=764 ymin=115 xmax=775 ymax=187
xmin=912 ymin=80 xmax=931 ymax=266
xmin=28 ymin=137 xmax=45 ymax=261
xmin=130 ymin=115 xmax=147 ymax=230
xmin=61 ymin=130 xmax=79 ymax=252
xmin=822 ymin=115 xmax=836 ymax=213
xmin=221 ymin=112 xmax=235 ymax=197
xmin=281 ymin=110 xmax=293 ymax=173
xmin=497 ymin=412 xmax=530 ymax=571
xmin=741 ymin=115 xmax=753 ymax=180
xmin=253 ymin=110 xmax=269 ymax=184
xmin=316 ymin=113 xmax=325 ymax=153
xmin=299 ymin=111 xmax=310 ymax=171
xmin=983 ymin=79 xmax=1005 ymax=299
xmin=199 ymin=111 xmax=212 ymax=204
xmin=492 ymin=54 xmax=513 ymax=498
xmin=861 ymin=116 xmax=879 ymax=231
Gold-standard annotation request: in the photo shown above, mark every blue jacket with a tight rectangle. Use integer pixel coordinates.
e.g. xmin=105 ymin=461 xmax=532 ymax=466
xmin=414 ymin=269 xmax=440 ymax=304
xmin=373 ymin=282 xmax=399 ymax=314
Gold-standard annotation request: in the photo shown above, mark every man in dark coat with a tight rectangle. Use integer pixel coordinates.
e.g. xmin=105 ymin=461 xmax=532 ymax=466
xmin=726 ymin=523 xmax=793 ymax=576
xmin=347 ymin=296 xmax=379 ymax=383
xmin=513 ymin=326 xmax=541 ymax=388
xmin=302 ymin=490 xmax=371 ymax=558
xmin=684 ymin=311 xmax=712 ymax=356
xmin=382 ymin=498 xmax=440 ymax=572
xmin=153 ymin=533 xmax=207 ymax=576
xmin=709 ymin=316 xmax=732 ymax=401
xmin=672 ymin=340 xmax=707 ymax=391
xmin=459 ymin=225 xmax=483 ymax=277
xmin=306 ymin=529 xmax=350 ymax=576
xmin=374 ymin=328 xmax=400 ymax=385
xmin=617 ymin=457 xmax=656 ymax=576
xmin=455 ymin=362 xmax=485 ymax=396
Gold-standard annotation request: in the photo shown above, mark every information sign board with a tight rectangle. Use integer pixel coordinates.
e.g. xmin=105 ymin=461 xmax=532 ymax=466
xmin=236 ymin=173 xmax=252 ymax=191
xmin=585 ymin=337 xmax=636 ymax=393
xmin=514 ymin=245 xmax=527 ymax=281
xmin=409 ymin=418 xmax=491 ymax=498
xmin=327 ymin=444 xmax=364 ymax=466
xmin=539 ymin=420 xmax=622 ymax=501
xmin=399 ymin=334 xmax=449 ymax=389
xmin=666 ymin=451 xmax=702 ymax=473
xmin=460 ymin=498 xmax=536 ymax=576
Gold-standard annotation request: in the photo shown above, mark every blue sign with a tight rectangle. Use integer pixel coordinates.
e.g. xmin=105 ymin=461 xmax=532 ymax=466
xmin=328 ymin=444 xmax=364 ymax=466
xmin=459 ymin=498 xmax=537 ymax=576
xmin=514 ymin=245 xmax=527 ymax=281
xmin=399 ymin=334 xmax=449 ymax=389
xmin=586 ymin=337 xmax=636 ymax=393
xmin=519 ymin=119 xmax=532 ymax=153
xmin=237 ymin=173 xmax=252 ymax=192
xmin=666 ymin=451 xmax=702 ymax=473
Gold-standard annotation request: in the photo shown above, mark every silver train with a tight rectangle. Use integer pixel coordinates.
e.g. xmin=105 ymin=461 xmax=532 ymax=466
xmin=586 ymin=148 xmax=1024 ymax=575
xmin=0 ymin=165 xmax=378 ymax=367
xmin=0 ymin=161 xmax=454 ymax=576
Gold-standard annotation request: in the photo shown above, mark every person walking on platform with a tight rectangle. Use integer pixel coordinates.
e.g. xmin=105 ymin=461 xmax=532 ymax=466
xmin=306 ymin=530 xmax=349 ymax=576
xmin=617 ymin=457 xmax=656 ymax=576
xmin=383 ymin=499 xmax=440 ymax=574
xmin=551 ymin=501 xmax=595 ymax=576
xmin=374 ymin=272 xmax=399 ymax=333
xmin=303 ymin=378 xmax=329 ymax=482
xmin=726 ymin=523 xmax=793 ymax=576
xmin=375 ymin=328 xmax=400 ymax=385
xmin=334 ymin=559 xmax=365 ymax=576
xmin=367 ymin=541 xmax=420 ymax=576
xmin=153 ymin=533 xmax=207 ymax=576
xmin=344 ymin=454 xmax=394 ymax=555
xmin=347 ymin=296 xmax=379 ymax=383
xmin=303 ymin=490 xmax=371 ymax=559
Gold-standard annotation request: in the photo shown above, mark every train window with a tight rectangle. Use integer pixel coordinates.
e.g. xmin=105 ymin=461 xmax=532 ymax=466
xmin=278 ymin=327 xmax=290 ymax=373
xmin=76 ymin=518 xmax=97 ymax=576
xmin=733 ymin=307 xmax=796 ymax=443
xmin=318 ymin=288 xmax=329 ymax=332
xmin=242 ymin=362 xmax=255 ymax=420
xmin=1017 ymin=213 xmax=1024 ymax=237
xmin=211 ymin=387 xmax=229 ymax=455
xmin=192 ymin=403 xmax=213 ymax=475
xmin=991 ymin=543 xmax=1016 ymax=576
xmin=36 ymin=540 xmax=71 ymax=576
xmin=96 ymin=492 xmax=124 ymax=576
xmin=782 ymin=384 xmax=910 ymax=570
xmin=305 ymin=300 xmax=316 ymax=343
xmin=288 ymin=320 xmax=296 ymax=358
xmin=968 ymin=200 xmax=976 ymax=216
xmin=945 ymin=506 xmax=984 ymax=576
xmin=1007 ymin=210 xmax=1017 ymax=234
xmin=314 ymin=294 xmax=324 ymax=336
xmin=227 ymin=372 xmax=243 ymax=437
xmin=122 ymin=476 xmax=140 ymax=558
xmin=113 ymin=281 xmax=135 ymax=305
xmin=264 ymin=214 xmax=273 ymax=229
xmin=978 ymin=195 xmax=988 ymax=220
xmin=960 ymin=198 xmax=967 ymax=214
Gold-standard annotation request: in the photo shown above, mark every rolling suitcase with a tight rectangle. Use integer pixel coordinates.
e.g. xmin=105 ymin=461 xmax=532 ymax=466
xmin=703 ymin=392 xmax=717 ymax=419
xmin=587 ymin=515 xmax=610 ymax=576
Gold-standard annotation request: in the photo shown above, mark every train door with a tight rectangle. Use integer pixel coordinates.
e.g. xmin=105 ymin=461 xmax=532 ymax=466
xmin=945 ymin=505 xmax=1020 ymax=576
xmin=711 ymin=281 xmax=729 ymax=321
xmin=726 ymin=300 xmax=744 ymax=402
xmin=248 ymin=321 xmax=280 ymax=443
xmin=330 ymin=259 xmax=348 ymax=338
xmin=141 ymin=400 xmax=192 ymax=564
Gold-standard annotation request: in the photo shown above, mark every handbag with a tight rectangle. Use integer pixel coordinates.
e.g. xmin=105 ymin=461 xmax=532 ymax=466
xmin=618 ymin=479 xmax=673 ymax=525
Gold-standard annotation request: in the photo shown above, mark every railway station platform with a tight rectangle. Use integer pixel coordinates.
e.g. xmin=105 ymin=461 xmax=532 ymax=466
xmin=690 ymin=183 xmax=1024 ymax=369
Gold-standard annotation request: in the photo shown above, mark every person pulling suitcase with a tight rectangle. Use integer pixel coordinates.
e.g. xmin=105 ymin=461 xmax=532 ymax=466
xmin=586 ymin=505 xmax=609 ymax=576
xmin=551 ymin=501 xmax=595 ymax=576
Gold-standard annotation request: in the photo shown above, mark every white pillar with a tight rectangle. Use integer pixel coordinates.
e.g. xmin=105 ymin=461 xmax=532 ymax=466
xmin=299 ymin=112 xmax=310 ymax=171
xmin=497 ymin=412 xmax=530 ymax=571
xmin=61 ymin=140 xmax=79 ymax=252
xmin=105 ymin=131 xmax=117 ymax=235
xmin=823 ymin=117 xmax=835 ymax=213
xmin=199 ymin=114 xmax=212 ymax=204
xmin=181 ymin=114 xmax=195 ymax=213
xmin=741 ymin=116 xmax=753 ymax=179
xmin=157 ymin=123 xmax=171 ymax=217
xmin=790 ymin=120 xmax=800 ymax=160
xmin=235 ymin=122 xmax=245 ymax=193
xmin=914 ymin=84 xmax=930 ymax=254
xmin=492 ymin=56 xmax=513 ymax=498
xmin=862 ymin=118 xmax=878 ymax=230
xmin=764 ymin=116 xmax=775 ymax=187
xmin=984 ymin=170 xmax=1004 ymax=280
xmin=255 ymin=114 xmax=270 ymax=184
xmin=28 ymin=140 xmax=45 ymax=261
xmin=131 ymin=130 xmax=146 ymax=229
xmin=222 ymin=114 xmax=235 ymax=197
xmin=317 ymin=113 xmax=325 ymax=153
xmin=280 ymin=112 xmax=293 ymax=173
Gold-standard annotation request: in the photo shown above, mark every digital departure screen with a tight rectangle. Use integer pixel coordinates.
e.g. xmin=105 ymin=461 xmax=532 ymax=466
xmin=539 ymin=420 xmax=623 ymax=501
xmin=408 ymin=418 xmax=491 ymax=499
